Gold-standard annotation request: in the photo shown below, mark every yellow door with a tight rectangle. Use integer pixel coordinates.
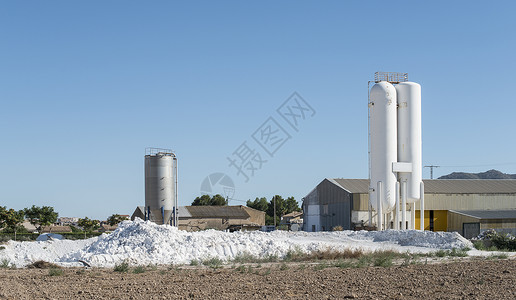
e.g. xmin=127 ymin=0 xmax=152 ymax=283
xmin=415 ymin=210 xmax=447 ymax=231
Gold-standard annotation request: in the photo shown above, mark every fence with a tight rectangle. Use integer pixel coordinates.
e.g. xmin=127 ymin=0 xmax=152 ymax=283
xmin=0 ymin=232 xmax=103 ymax=242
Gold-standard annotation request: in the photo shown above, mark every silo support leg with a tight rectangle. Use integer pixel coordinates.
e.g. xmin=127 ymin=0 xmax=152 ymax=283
xmin=420 ymin=181 xmax=425 ymax=231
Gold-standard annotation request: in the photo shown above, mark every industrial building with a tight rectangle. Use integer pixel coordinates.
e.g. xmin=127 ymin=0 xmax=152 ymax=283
xmin=303 ymin=178 xmax=516 ymax=236
xmin=132 ymin=205 xmax=265 ymax=231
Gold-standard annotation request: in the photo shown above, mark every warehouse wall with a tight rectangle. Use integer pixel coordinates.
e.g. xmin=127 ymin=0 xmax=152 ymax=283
xmin=448 ymin=213 xmax=479 ymax=234
xmin=480 ymin=219 xmax=516 ymax=235
xmin=415 ymin=194 xmax=516 ymax=210
xmin=302 ymin=179 xmax=352 ymax=231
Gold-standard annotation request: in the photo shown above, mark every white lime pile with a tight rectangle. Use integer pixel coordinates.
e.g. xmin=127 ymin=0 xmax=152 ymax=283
xmin=0 ymin=219 xmax=472 ymax=268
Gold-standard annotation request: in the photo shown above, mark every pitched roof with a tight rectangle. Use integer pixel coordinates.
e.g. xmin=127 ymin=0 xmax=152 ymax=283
xmin=331 ymin=179 xmax=516 ymax=194
xmin=449 ymin=210 xmax=516 ymax=219
xmin=183 ymin=206 xmax=250 ymax=219
xmin=40 ymin=225 xmax=72 ymax=233
xmin=282 ymin=211 xmax=303 ymax=218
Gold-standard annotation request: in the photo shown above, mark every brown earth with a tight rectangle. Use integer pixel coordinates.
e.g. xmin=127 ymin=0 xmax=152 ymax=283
xmin=0 ymin=259 xmax=514 ymax=300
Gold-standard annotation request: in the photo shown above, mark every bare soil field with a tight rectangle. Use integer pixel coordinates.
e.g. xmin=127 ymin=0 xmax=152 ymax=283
xmin=0 ymin=259 xmax=514 ymax=300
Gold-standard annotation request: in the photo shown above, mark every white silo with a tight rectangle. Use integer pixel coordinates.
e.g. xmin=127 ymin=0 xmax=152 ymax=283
xmin=145 ymin=148 xmax=178 ymax=225
xmin=396 ymin=82 xmax=422 ymax=202
xmin=369 ymin=81 xmax=397 ymax=214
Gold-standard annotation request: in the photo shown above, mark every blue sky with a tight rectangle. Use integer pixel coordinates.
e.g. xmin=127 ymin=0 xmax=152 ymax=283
xmin=1 ymin=1 xmax=515 ymax=220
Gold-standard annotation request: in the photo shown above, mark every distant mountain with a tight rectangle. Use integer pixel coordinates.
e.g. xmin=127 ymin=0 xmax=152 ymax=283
xmin=438 ymin=169 xmax=516 ymax=179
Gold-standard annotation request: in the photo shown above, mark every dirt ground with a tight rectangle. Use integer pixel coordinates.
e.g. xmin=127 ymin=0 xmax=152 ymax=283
xmin=0 ymin=259 xmax=514 ymax=300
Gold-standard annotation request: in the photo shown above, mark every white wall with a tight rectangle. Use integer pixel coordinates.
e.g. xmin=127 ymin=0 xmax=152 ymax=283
xmin=304 ymin=204 xmax=320 ymax=232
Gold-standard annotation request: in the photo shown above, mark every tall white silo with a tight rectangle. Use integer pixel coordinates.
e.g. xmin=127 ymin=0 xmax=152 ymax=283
xmin=369 ymin=81 xmax=397 ymax=213
xmin=145 ymin=148 xmax=177 ymax=225
xmin=396 ymin=82 xmax=422 ymax=202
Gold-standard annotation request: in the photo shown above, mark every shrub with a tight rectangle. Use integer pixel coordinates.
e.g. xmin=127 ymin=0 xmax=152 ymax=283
xmin=114 ymin=261 xmax=130 ymax=273
xmin=235 ymin=265 xmax=246 ymax=273
xmin=333 ymin=260 xmax=354 ymax=269
xmin=472 ymin=240 xmax=485 ymax=251
xmin=313 ymin=263 xmax=329 ymax=270
xmin=491 ymin=233 xmax=516 ymax=251
xmin=372 ymin=251 xmax=395 ymax=267
xmin=0 ymin=259 xmax=10 ymax=268
xmin=28 ymin=260 xmax=60 ymax=269
xmin=189 ymin=259 xmax=199 ymax=266
xmin=489 ymin=253 xmax=509 ymax=259
xmin=448 ymin=248 xmax=468 ymax=257
xmin=133 ymin=266 xmax=146 ymax=274
xmin=232 ymin=252 xmax=256 ymax=263
xmin=202 ymin=257 xmax=223 ymax=269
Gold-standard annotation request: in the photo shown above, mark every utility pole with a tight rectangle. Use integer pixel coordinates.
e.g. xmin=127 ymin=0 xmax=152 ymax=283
xmin=273 ymin=196 xmax=276 ymax=228
xmin=424 ymin=165 xmax=440 ymax=179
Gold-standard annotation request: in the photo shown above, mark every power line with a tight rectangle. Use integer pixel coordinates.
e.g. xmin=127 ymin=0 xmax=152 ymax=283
xmin=424 ymin=165 xmax=440 ymax=179
xmin=227 ymin=198 xmax=248 ymax=204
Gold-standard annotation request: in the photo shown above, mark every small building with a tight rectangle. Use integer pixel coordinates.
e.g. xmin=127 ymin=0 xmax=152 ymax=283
xmin=132 ymin=205 xmax=265 ymax=231
xmin=40 ymin=225 xmax=72 ymax=233
xmin=57 ymin=217 xmax=79 ymax=226
xmin=21 ymin=220 xmax=38 ymax=233
xmin=281 ymin=211 xmax=303 ymax=225
xmin=99 ymin=224 xmax=118 ymax=233
xmin=448 ymin=210 xmax=516 ymax=238
xmin=303 ymin=178 xmax=516 ymax=235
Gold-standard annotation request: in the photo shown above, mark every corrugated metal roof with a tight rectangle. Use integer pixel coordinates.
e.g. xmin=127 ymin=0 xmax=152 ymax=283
xmin=331 ymin=179 xmax=516 ymax=194
xmin=331 ymin=179 xmax=370 ymax=193
xmin=450 ymin=210 xmax=516 ymax=219
xmin=184 ymin=206 xmax=250 ymax=219
xmin=177 ymin=206 xmax=191 ymax=218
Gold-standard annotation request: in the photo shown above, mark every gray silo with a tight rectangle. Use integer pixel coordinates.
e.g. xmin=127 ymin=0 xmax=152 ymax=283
xmin=144 ymin=148 xmax=178 ymax=226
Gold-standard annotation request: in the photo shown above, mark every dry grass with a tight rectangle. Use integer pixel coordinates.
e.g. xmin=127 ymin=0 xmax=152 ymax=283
xmin=27 ymin=260 xmax=61 ymax=269
xmin=285 ymin=248 xmax=364 ymax=262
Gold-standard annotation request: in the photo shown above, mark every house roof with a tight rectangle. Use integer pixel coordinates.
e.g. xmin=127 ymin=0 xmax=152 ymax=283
xmin=182 ymin=206 xmax=250 ymax=219
xmin=133 ymin=206 xmax=255 ymax=220
xmin=40 ymin=225 xmax=72 ymax=233
xmin=100 ymin=224 xmax=118 ymax=231
xmin=331 ymin=179 xmax=516 ymax=194
xmin=282 ymin=211 xmax=303 ymax=218
xmin=449 ymin=210 xmax=516 ymax=220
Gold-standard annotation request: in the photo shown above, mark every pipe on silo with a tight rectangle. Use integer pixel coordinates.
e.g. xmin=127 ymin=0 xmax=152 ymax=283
xmin=377 ymin=181 xmax=383 ymax=231
xmin=401 ymin=181 xmax=407 ymax=230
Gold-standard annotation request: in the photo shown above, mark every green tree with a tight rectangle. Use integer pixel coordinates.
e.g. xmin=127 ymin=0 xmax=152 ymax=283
xmin=266 ymin=195 xmax=286 ymax=226
xmin=0 ymin=206 xmax=25 ymax=231
xmin=246 ymin=197 xmax=268 ymax=212
xmin=192 ymin=195 xmax=212 ymax=206
xmin=23 ymin=205 xmax=58 ymax=229
xmin=210 ymin=194 xmax=228 ymax=206
xmin=107 ymin=214 xmax=128 ymax=226
xmin=263 ymin=196 xmax=300 ymax=226
xmin=284 ymin=197 xmax=301 ymax=213
xmin=78 ymin=217 xmax=100 ymax=233
xmin=191 ymin=194 xmax=228 ymax=206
